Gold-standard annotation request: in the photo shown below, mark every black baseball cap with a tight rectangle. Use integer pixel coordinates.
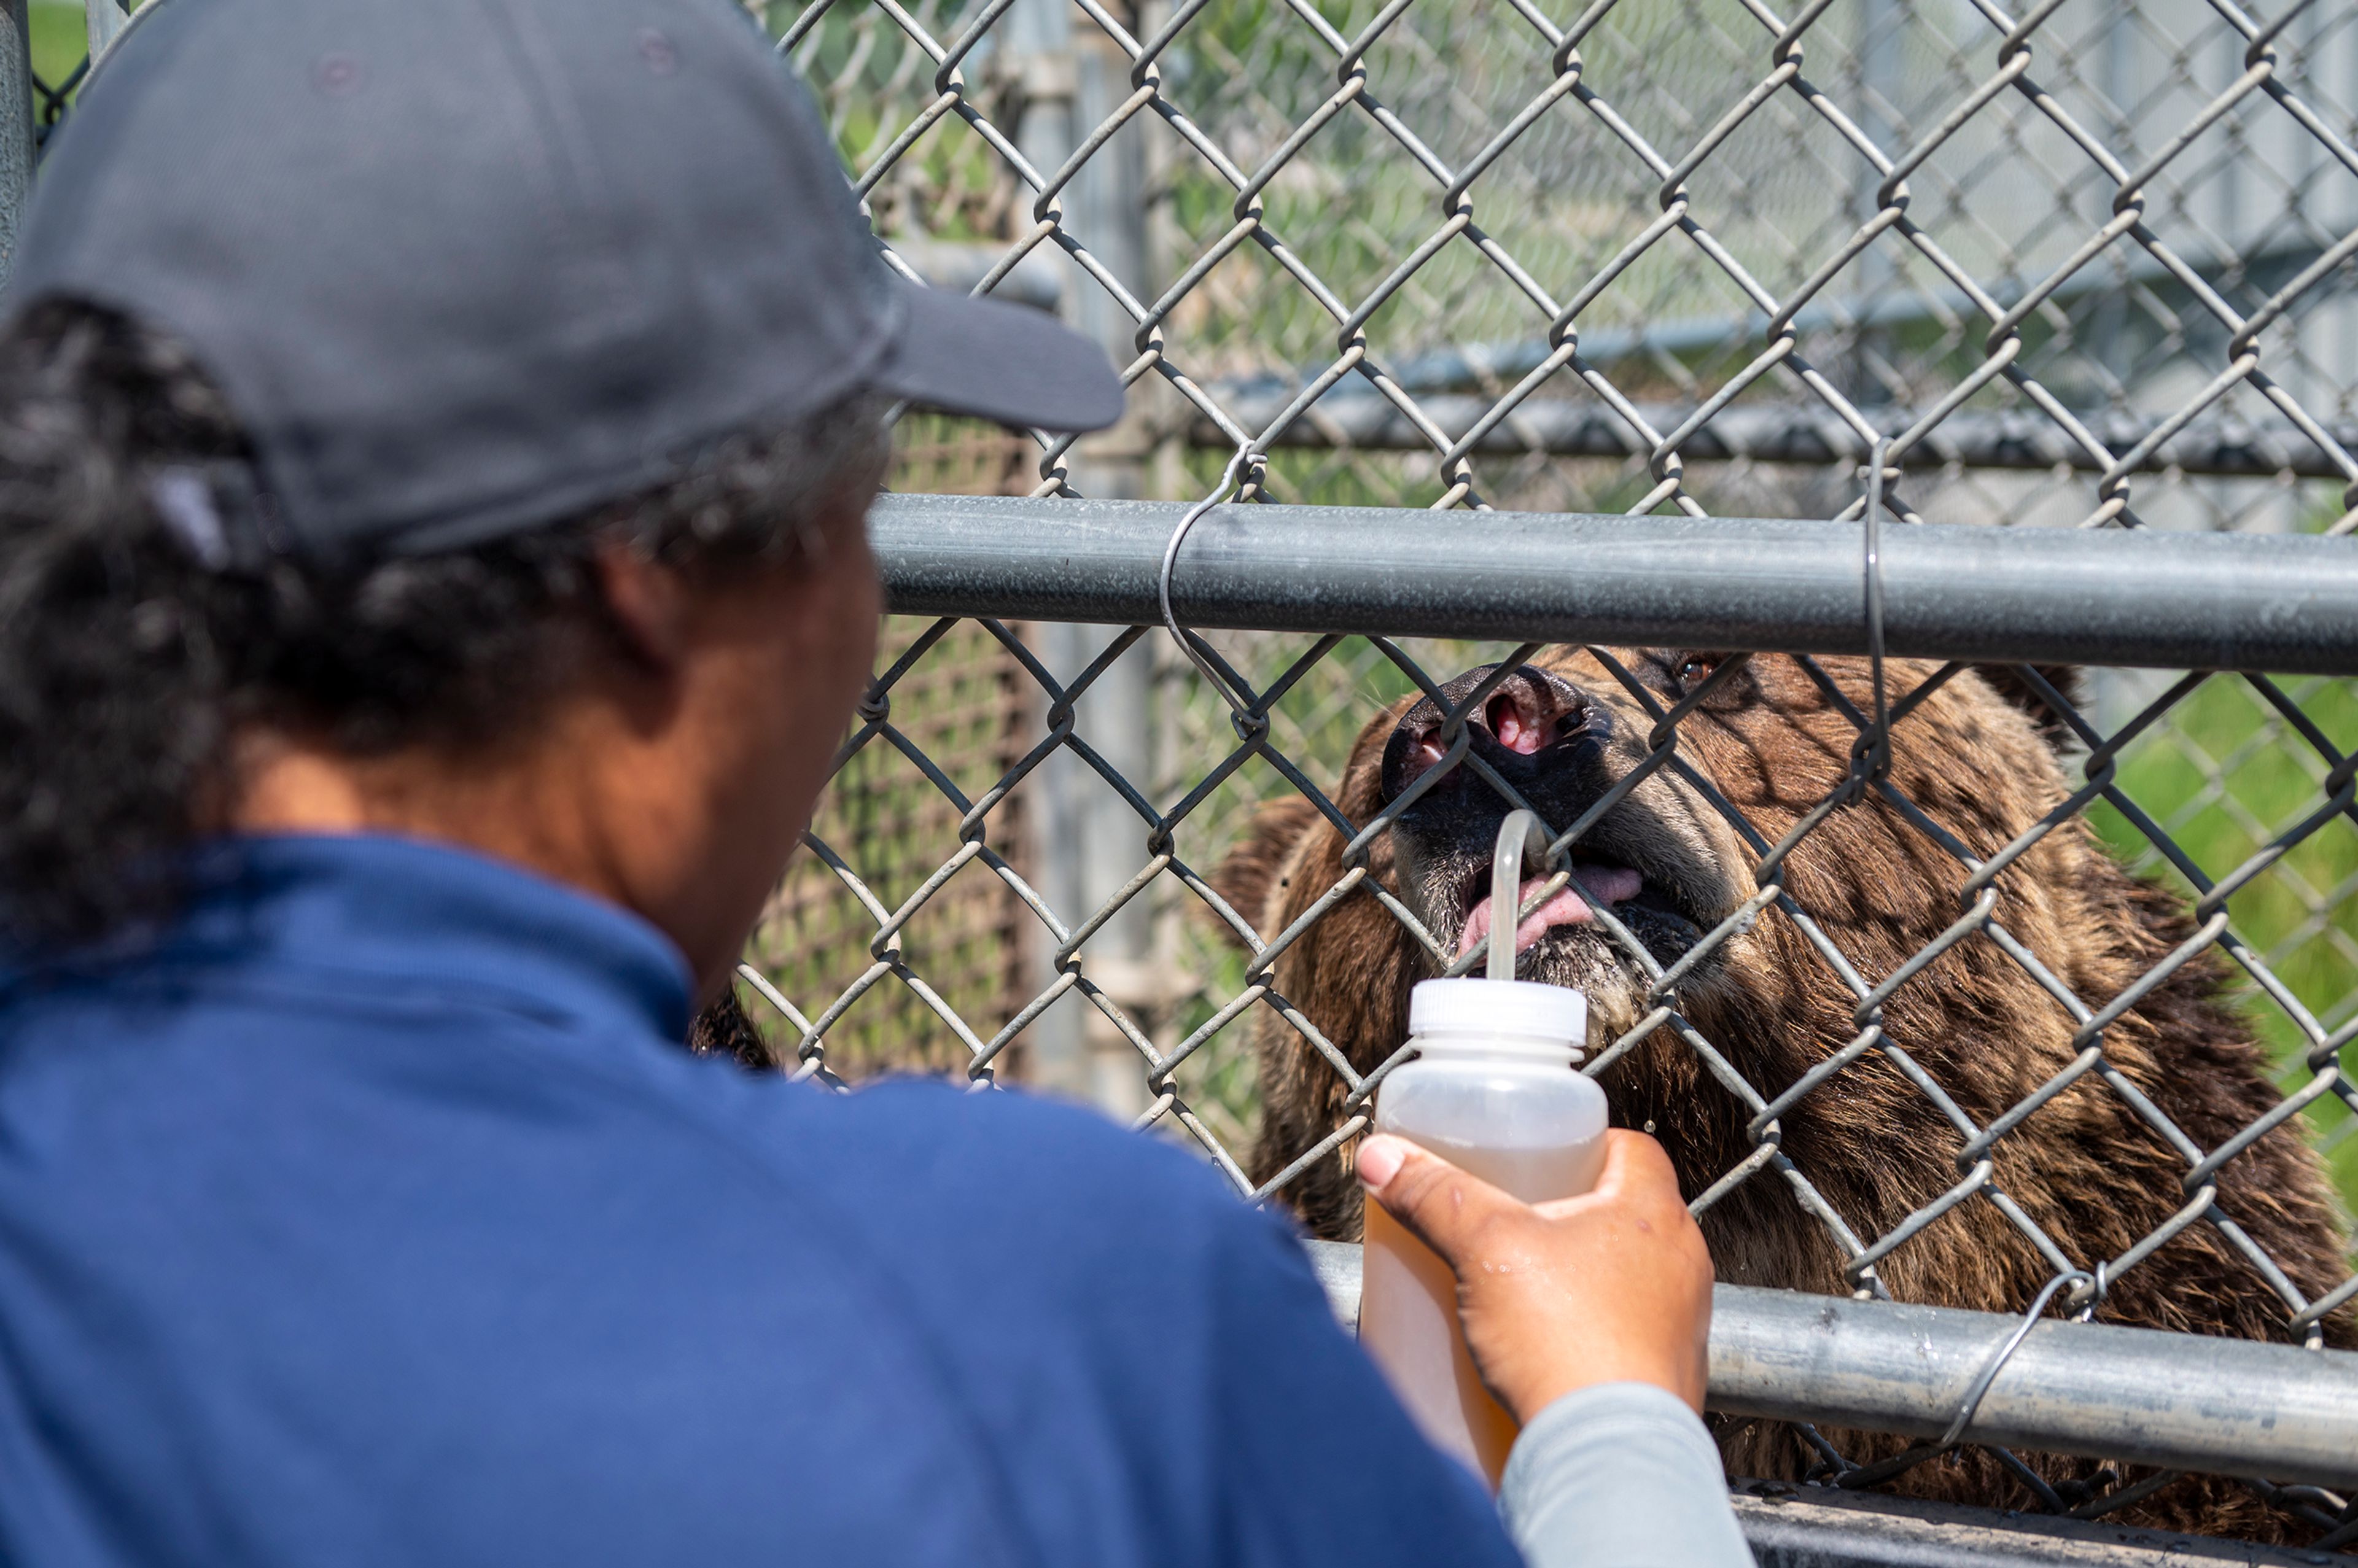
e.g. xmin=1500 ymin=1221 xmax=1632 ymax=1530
xmin=4 ymin=0 xmax=1123 ymax=563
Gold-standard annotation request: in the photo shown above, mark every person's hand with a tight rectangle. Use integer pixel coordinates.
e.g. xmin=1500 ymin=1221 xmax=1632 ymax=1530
xmin=1356 ymin=1128 xmax=1713 ymax=1422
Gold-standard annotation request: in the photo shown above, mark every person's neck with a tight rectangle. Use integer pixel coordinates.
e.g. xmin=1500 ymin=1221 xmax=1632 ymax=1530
xmin=228 ymin=726 xmax=630 ymax=915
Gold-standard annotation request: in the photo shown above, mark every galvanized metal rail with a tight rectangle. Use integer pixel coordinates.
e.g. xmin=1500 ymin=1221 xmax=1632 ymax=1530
xmin=871 ymin=493 xmax=2358 ymax=675
xmin=1301 ymin=1241 xmax=2358 ymax=1491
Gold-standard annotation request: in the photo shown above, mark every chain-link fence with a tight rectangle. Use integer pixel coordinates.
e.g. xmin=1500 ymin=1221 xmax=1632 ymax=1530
xmin=853 ymin=494 xmax=2358 ymax=1551
xmin=15 ymin=0 xmax=2358 ymax=1555
xmin=756 ymin=0 xmax=2358 ymax=1545
xmin=775 ymin=0 xmax=2357 ymax=517
xmin=736 ymin=421 xmax=1048 ymax=1082
xmin=746 ymin=0 xmax=2358 ymax=1108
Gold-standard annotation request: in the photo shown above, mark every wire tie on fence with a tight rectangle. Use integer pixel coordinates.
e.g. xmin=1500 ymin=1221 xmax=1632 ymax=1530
xmin=1939 ymin=1268 xmax=2092 ymax=1450
xmin=1859 ymin=436 xmax=1893 ymax=785
xmin=1159 ymin=446 xmax=1259 ymax=716
xmin=2068 ymin=1261 xmax=2110 ymax=1322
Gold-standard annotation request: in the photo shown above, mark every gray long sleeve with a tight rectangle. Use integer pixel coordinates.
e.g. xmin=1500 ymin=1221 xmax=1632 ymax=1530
xmin=1497 ymin=1382 xmax=1754 ymax=1568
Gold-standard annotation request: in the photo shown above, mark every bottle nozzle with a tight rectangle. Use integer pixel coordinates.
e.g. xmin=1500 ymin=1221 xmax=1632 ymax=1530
xmin=1488 ymin=809 xmax=1549 ymax=982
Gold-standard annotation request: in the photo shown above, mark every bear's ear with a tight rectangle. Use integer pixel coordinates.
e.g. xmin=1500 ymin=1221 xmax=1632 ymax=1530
xmin=1971 ymin=664 xmax=2089 ymax=748
xmin=1208 ymin=795 xmax=1325 ymax=945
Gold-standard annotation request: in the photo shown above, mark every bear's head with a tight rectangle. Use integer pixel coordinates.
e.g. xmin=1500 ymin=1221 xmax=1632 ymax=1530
xmin=1369 ymin=651 xmax=2080 ymax=1080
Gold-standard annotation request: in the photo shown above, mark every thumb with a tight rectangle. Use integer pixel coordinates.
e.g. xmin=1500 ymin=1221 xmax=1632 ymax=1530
xmin=1357 ymin=1133 xmax=1522 ymax=1273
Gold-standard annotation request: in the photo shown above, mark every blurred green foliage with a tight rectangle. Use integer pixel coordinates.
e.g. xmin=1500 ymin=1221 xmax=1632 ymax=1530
xmin=30 ymin=4 xmax=91 ymax=101
xmin=2090 ymin=673 xmax=2358 ymax=1213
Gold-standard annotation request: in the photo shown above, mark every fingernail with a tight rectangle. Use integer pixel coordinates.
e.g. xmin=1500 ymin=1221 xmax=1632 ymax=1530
xmin=1357 ymin=1134 xmax=1406 ymax=1190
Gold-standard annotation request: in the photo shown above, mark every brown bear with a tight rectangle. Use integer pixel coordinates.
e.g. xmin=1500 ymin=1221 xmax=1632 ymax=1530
xmin=1213 ymin=647 xmax=2356 ymax=1542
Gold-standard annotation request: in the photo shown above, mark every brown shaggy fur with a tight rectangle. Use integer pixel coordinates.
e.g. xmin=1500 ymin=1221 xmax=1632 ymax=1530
xmin=1215 ymin=648 xmax=2355 ymax=1541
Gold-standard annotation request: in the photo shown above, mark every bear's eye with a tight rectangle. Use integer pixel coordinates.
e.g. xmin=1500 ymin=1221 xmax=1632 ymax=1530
xmin=1673 ymin=653 xmax=1720 ymax=688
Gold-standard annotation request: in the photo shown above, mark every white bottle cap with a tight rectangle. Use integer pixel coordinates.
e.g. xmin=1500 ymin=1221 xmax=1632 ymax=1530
xmin=1409 ymin=977 xmax=1587 ymax=1053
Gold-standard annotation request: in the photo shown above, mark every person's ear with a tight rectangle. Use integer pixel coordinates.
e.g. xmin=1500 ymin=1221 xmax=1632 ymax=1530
xmin=593 ymin=540 xmax=695 ymax=672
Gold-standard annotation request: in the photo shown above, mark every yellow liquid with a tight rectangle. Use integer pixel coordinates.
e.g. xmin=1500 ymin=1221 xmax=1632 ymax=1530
xmin=1358 ymin=1137 xmax=1605 ymax=1487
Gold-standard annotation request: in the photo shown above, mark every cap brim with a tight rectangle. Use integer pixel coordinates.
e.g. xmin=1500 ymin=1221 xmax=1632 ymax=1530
xmin=866 ymin=281 xmax=1126 ymax=433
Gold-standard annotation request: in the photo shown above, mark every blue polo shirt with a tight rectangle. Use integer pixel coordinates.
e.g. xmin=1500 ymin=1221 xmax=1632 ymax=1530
xmin=0 ymin=836 xmax=1520 ymax=1567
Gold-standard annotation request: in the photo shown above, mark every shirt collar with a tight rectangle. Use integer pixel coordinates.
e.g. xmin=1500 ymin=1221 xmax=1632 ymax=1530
xmin=137 ymin=833 xmax=696 ymax=1043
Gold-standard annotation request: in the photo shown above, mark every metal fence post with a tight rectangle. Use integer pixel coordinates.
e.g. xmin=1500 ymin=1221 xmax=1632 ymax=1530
xmin=86 ymin=0 xmax=127 ymax=63
xmin=1007 ymin=0 xmax=1162 ymax=1116
xmin=0 ymin=0 xmax=32 ymax=284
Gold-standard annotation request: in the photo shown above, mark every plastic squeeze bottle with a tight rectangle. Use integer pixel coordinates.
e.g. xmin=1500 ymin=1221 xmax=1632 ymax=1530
xmin=1358 ymin=812 xmax=1609 ymax=1485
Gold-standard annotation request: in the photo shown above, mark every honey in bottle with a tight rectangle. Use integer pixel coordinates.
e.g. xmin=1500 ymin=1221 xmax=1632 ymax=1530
xmin=1357 ymin=976 xmax=1605 ymax=1485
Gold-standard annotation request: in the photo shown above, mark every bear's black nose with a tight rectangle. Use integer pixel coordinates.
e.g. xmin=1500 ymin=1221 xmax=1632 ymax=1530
xmin=1379 ymin=664 xmax=1591 ymax=805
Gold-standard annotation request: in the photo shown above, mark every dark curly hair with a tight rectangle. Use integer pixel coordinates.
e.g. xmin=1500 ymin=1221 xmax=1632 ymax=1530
xmin=0 ymin=298 xmax=887 ymax=949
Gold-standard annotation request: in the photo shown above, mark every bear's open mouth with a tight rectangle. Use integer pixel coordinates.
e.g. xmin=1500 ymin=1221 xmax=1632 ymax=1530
xmin=1453 ymin=863 xmax=1637 ymax=958
xmin=1442 ymin=853 xmax=1709 ymax=964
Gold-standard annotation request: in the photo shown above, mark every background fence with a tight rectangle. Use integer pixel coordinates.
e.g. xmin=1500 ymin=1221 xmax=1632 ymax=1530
xmin=11 ymin=0 xmax=2358 ymax=1555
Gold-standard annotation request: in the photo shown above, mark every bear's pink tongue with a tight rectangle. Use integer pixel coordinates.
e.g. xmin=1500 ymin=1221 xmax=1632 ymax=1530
xmin=1456 ymin=867 xmax=1644 ymax=960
